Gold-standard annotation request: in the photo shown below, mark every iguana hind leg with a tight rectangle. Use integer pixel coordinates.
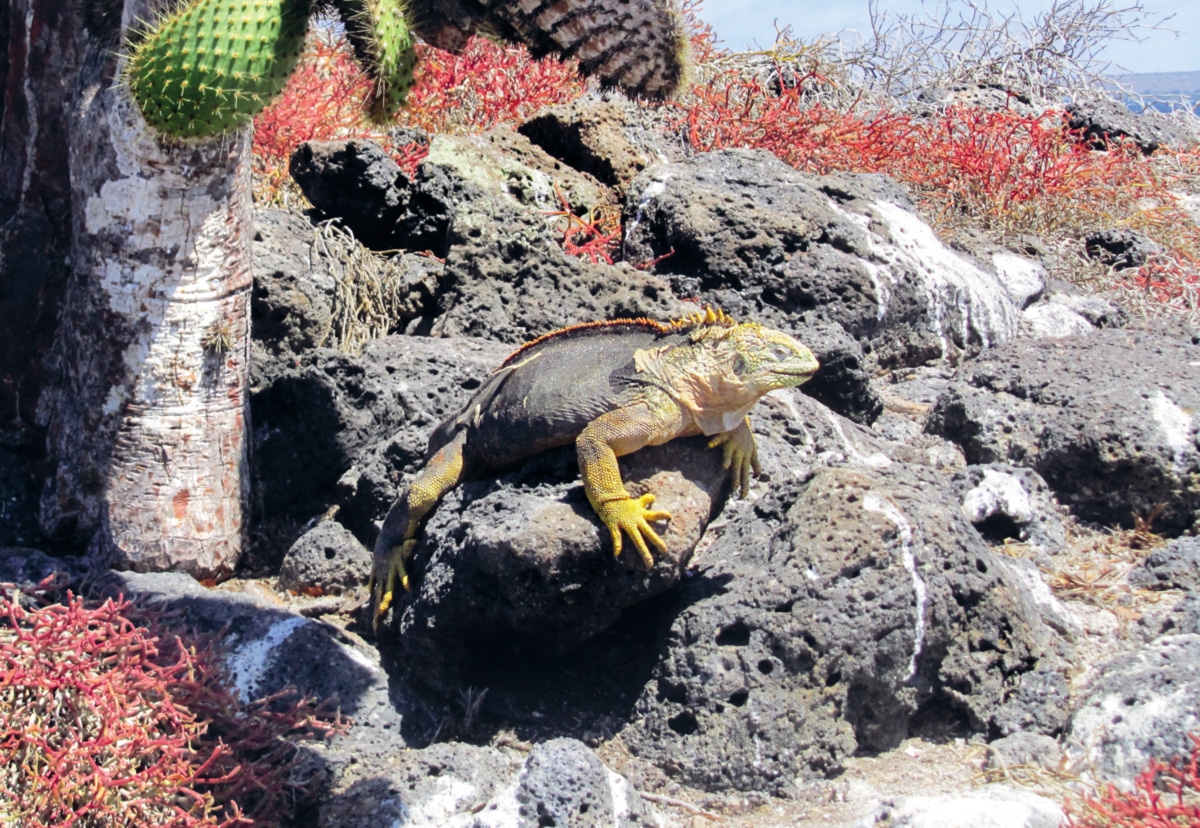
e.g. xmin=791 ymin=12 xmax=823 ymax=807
xmin=370 ymin=430 xmax=467 ymax=624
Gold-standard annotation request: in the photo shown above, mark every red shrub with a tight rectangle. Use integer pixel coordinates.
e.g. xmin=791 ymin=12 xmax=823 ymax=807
xmin=1067 ymin=734 xmax=1200 ymax=828
xmin=398 ymin=37 xmax=587 ymax=135
xmin=0 ymin=579 xmax=343 ymax=827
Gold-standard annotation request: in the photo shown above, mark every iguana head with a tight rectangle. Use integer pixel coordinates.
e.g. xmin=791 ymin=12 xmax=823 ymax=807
xmin=636 ymin=317 xmax=819 ymax=434
xmin=717 ymin=323 xmax=820 ymax=393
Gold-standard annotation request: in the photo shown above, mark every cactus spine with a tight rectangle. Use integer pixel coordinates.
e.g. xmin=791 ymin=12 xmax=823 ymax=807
xmin=334 ymin=0 xmax=418 ymax=125
xmin=127 ymin=0 xmax=311 ymax=139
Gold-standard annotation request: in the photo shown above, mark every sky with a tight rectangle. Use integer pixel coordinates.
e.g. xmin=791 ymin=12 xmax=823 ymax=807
xmin=694 ymin=0 xmax=1199 ymax=75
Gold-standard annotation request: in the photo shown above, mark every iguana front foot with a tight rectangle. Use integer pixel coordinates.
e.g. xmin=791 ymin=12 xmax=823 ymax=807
xmin=708 ymin=419 xmax=761 ymax=497
xmin=370 ymin=539 xmax=416 ymax=624
xmin=595 ymin=493 xmax=671 ymax=567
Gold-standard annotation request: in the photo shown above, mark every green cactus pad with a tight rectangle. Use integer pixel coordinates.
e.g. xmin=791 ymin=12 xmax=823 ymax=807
xmin=127 ymin=0 xmax=311 ymax=139
xmin=334 ymin=0 xmax=417 ymax=125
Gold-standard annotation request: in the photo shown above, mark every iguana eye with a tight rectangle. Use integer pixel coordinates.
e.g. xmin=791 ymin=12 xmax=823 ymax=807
xmin=768 ymin=345 xmax=794 ymax=361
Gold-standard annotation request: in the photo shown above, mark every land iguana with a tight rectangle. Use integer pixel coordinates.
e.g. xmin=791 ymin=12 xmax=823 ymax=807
xmin=369 ymin=308 xmax=820 ymax=621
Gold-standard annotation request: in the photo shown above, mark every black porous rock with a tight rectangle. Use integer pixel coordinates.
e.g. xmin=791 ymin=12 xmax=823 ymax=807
xmin=1083 ymin=229 xmax=1162 ymax=271
xmin=787 ymin=321 xmax=883 ymax=425
xmin=926 ymin=328 xmax=1200 ymax=534
xmin=0 ymin=547 xmax=88 ymax=588
xmin=1066 ymin=635 xmax=1200 ymax=784
xmin=316 ymin=738 xmax=662 ymax=828
xmin=0 ymin=446 xmax=43 ymax=548
xmin=622 ymin=459 xmax=1060 ymax=794
xmin=950 ymin=463 xmax=1066 ymax=555
xmin=990 ymin=663 xmax=1072 ymax=737
xmin=289 ymin=140 xmax=409 ymax=249
xmin=1127 ymin=537 xmax=1200 ymax=592
xmin=410 ymin=133 xmax=684 ymax=342
xmin=251 ymin=208 xmax=335 ymax=367
xmin=985 ymin=733 xmax=1063 ymax=772
xmin=518 ymin=98 xmax=673 ymax=196
xmin=515 ymin=738 xmax=661 ymax=827
xmin=391 ymin=436 xmax=733 ymax=686
xmin=623 ymin=150 xmax=1022 ymax=370
xmin=252 ymin=336 xmax=510 ymax=524
xmin=277 ymin=520 xmax=372 ymax=596
xmin=1066 ymin=95 xmax=1189 ymax=154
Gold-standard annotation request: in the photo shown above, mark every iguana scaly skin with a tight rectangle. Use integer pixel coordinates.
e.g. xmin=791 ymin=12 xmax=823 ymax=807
xmin=369 ymin=308 xmax=819 ymax=621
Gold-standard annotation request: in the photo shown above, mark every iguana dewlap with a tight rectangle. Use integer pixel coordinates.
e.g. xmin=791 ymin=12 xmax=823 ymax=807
xmin=369 ymin=308 xmax=819 ymax=621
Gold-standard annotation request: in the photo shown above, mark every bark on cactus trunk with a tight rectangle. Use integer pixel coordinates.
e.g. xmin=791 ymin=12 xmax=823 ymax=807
xmin=34 ymin=0 xmax=252 ymax=577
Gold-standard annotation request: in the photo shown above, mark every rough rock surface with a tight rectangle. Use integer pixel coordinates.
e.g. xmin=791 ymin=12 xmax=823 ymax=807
xmin=277 ymin=520 xmax=373 ymax=596
xmin=251 ymin=208 xmax=336 ymax=374
xmin=949 ymin=463 xmax=1066 ymax=555
xmin=1127 ymin=536 xmax=1200 ymax=592
xmin=855 ymin=784 xmax=1063 ymax=828
xmin=1083 ymin=229 xmax=1162 ymax=271
xmin=317 ymin=738 xmax=663 ymax=828
xmin=620 ymin=395 xmax=1064 ymax=793
xmin=1066 ymin=95 xmax=1190 ymax=154
xmin=984 ymin=733 xmax=1063 ymax=771
xmin=518 ymin=97 xmax=674 ymax=196
xmin=622 ymin=150 xmax=1020 ymax=370
xmin=252 ymin=336 xmax=510 ymax=523
xmin=392 ymin=436 xmax=735 ymax=683
xmin=288 ymin=140 xmax=410 ymax=250
xmin=926 ymin=327 xmax=1200 ymax=533
xmin=1066 ymin=634 xmax=1200 ymax=783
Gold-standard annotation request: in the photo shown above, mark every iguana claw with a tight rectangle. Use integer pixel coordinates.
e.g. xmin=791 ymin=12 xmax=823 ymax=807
xmin=595 ymin=493 xmax=671 ymax=567
xmin=708 ymin=420 xmax=761 ymax=498
xmin=370 ymin=539 xmax=415 ymax=625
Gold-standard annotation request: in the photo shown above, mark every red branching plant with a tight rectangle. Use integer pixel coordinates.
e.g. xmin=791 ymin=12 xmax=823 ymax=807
xmin=543 ymin=185 xmax=622 ymax=265
xmin=1066 ymin=733 xmax=1200 ymax=827
xmin=0 ymin=579 xmax=345 ymax=828
xmin=397 ymin=37 xmax=587 ymax=135
xmin=252 ymin=33 xmax=585 ymax=203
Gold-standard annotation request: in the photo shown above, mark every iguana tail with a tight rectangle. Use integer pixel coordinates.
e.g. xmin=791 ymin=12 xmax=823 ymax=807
xmin=370 ymin=430 xmax=467 ymax=625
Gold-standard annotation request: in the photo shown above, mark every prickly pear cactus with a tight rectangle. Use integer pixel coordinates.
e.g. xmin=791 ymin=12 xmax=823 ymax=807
xmin=334 ymin=0 xmax=418 ymax=125
xmin=126 ymin=0 xmax=311 ymax=139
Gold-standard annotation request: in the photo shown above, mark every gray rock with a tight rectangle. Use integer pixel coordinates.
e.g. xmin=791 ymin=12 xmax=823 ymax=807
xmin=1046 ymin=291 xmax=1128 ymax=330
xmin=353 ymin=129 xmax=689 ymax=345
xmin=317 ymin=738 xmax=662 ymax=828
xmin=1019 ymin=303 xmax=1095 ymax=339
xmin=392 ymin=436 xmax=734 ymax=685
xmin=0 ymin=547 xmax=88 ymax=588
xmin=985 ymin=733 xmax=1063 ymax=771
xmin=1067 ymin=95 xmax=1189 ymax=154
xmin=251 ymin=208 xmax=336 ymax=379
xmin=951 ymin=464 xmax=1066 ymax=555
xmin=787 ymin=321 xmax=883 ymax=426
xmin=278 ymin=520 xmax=372 ymax=596
xmin=518 ymin=98 xmax=673 ymax=196
xmin=1066 ymin=634 xmax=1200 ymax=784
xmin=0 ymin=446 xmax=42 ymax=548
xmin=289 ymin=140 xmax=410 ymax=249
xmin=252 ymin=336 xmax=509 ymax=523
xmin=990 ymin=663 xmax=1072 ymax=737
xmin=622 ymin=456 xmax=1060 ymax=793
xmin=1083 ymin=229 xmax=1162 ymax=271
xmin=926 ymin=328 xmax=1200 ymax=534
xmin=515 ymin=739 xmax=660 ymax=828
xmin=856 ymin=784 xmax=1063 ymax=828
xmin=1128 ymin=536 xmax=1200 ymax=591
xmin=1160 ymin=593 xmax=1200 ymax=636
xmin=623 ymin=150 xmax=1020 ymax=370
